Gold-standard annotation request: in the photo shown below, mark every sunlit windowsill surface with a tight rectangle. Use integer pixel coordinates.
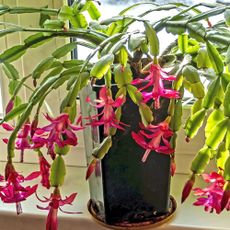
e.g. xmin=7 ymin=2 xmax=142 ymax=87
xmin=0 ymin=162 xmax=228 ymax=230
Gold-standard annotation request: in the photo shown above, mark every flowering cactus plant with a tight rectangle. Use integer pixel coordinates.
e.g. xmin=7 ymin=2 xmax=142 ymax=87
xmin=0 ymin=0 xmax=230 ymax=229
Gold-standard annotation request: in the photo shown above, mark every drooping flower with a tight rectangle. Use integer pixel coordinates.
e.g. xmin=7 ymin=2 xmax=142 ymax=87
xmin=37 ymin=188 xmax=81 ymax=230
xmin=86 ymin=86 xmax=126 ymax=136
xmin=131 ymin=121 xmax=174 ymax=162
xmin=33 ymin=113 xmax=82 ymax=159
xmin=16 ymin=123 xmax=32 ymax=162
xmin=192 ymin=172 xmax=229 ymax=213
xmin=0 ymin=162 xmax=39 ymax=214
xmin=193 ymin=188 xmax=223 ymax=213
xmin=2 ymin=122 xmax=42 ymax=162
xmin=132 ymin=64 xmax=179 ymax=109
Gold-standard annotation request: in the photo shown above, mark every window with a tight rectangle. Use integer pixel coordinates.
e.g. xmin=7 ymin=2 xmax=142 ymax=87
xmin=0 ymin=0 xmax=217 ymax=172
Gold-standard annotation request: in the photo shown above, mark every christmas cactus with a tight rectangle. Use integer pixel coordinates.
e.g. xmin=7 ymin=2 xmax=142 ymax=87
xmin=0 ymin=0 xmax=230 ymax=229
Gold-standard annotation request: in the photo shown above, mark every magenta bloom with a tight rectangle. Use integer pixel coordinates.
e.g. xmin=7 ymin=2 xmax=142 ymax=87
xmin=16 ymin=123 xmax=32 ymax=162
xmin=33 ymin=114 xmax=82 ymax=159
xmin=86 ymin=86 xmax=126 ymax=136
xmin=0 ymin=163 xmax=38 ymax=214
xmin=131 ymin=121 xmax=174 ymax=162
xmin=132 ymin=64 xmax=179 ymax=109
xmin=193 ymin=172 xmax=228 ymax=213
xmin=2 ymin=122 xmax=41 ymax=162
xmin=37 ymin=188 xmax=81 ymax=230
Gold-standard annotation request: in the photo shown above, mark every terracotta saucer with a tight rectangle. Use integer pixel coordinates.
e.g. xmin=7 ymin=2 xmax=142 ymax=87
xmin=88 ymin=196 xmax=177 ymax=230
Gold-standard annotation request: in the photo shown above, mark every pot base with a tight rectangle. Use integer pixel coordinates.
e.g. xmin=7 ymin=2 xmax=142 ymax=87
xmin=87 ymin=196 xmax=177 ymax=229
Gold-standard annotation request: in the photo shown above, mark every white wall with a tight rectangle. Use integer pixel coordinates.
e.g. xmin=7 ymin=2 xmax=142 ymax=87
xmin=0 ymin=0 xmax=87 ymax=166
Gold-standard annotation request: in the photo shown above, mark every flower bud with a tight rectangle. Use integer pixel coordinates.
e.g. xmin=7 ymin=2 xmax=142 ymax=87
xmin=181 ymin=174 xmax=195 ymax=203
xmin=86 ymin=159 xmax=97 ymax=180
xmin=5 ymin=99 xmax=14 ymax=114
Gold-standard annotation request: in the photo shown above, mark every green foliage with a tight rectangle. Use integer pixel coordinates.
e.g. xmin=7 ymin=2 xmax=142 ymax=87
xmin=191 ymin=146 xmax=211 ymax=174
xmin=90 ymin=54 xmax=114 ymax=79
xmin=185 ymin=108 xmax=206 ymax=139
xmin=144 ymin=22 xmax=159 ymax=57
xmin=139 ymin=103 xmax=154 ymax=126
xmin=92 ymin=136 xmax=112 ymax=159
xmin=1 ymin=1 xmax=230 ymax=215
xmin=1 ymin=103 xmax=28 ymax=123
xmin=114 ymin=64 xmax=132 ymax=88
xmin=50 ymin=155 xmax=66 ymax=186
xmin=206 ymin=118 xmax=229 ymax=150
xmin=2 ymin=62 xmax=19 ymax=80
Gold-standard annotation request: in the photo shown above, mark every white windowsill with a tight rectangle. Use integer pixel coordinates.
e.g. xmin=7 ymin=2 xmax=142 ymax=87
xmin=0 ymin=162 xmax=229 ymax=230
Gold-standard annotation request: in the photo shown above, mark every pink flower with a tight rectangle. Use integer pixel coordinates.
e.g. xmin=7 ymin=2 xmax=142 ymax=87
xmin=0 ymin=163 xmax=38 ymax=214
xmin=86 ymin=86 xmax=126 ymax=136
xmin=193 ymin=189 xmax=223 ymax=213
xmin=33 ymin=114 xmax=82 ymax=159
xmin=2 ymin=122 xmax=42 ymax=162
xmin=132 ymin=64 xmax=179 ymax=109
xmin=192 ymin=172 xmax=229 ymax=213
xmin=16 ymin=123 xmax=32 ymax=162
xmin=202 ymin=172 xmax=225 ymax=186
xmin=131 ymin=121 xmax=174 ymax=162
xmin=37 ymin=188 xmax=81 ymax=230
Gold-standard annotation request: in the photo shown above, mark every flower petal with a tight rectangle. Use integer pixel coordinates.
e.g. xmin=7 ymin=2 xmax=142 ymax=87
xmin=24 ymin=171 xmax=41 ymax=181
xmin=141 ymin=149 xmax=151 ymax=162
xmin=59 ymin=193 xmax=78 ymax=206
